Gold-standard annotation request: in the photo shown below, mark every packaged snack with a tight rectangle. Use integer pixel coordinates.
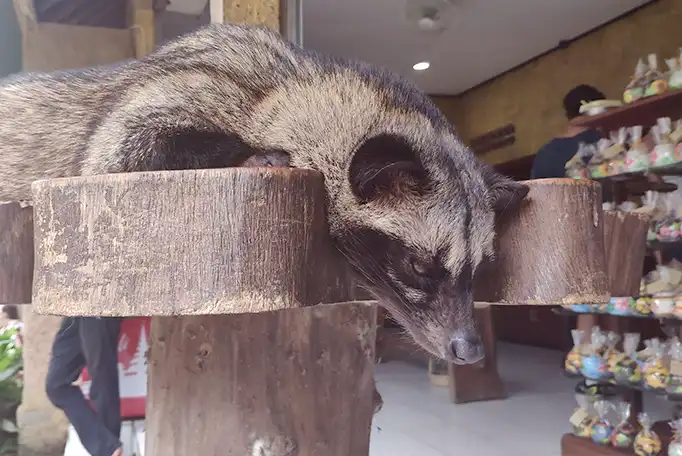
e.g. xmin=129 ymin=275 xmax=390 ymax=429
xmin=565 ymin=329 xmax=583 ymax=375
xmin=634 ymin=413 xmax=662 ymax=456
xmin=611 ymin=402 xmax=637 ymax=449
xmin=565 ymin=142 xmax=593 ymax=179
xmin=673 ymin=119 xmax=682 ymax=161
xmin=645 ymin=53 xmax=669 ymax=97
xmin=605 ymin=128 xmax=628 ymax=176
xmin=591 ymin=400 xmax=615 ymax=444
xmin=669 ymin=49 xmax=682 ymax=90
xmin=615 ymin=333 xmax=642 ymax=385
xmin=587 ymin=141 xmax=609 ymax=178
xmin=581 ymin=327 xmax=608 ymax=380
xmin=609 ymin=296 xmax=634 ymax=316
xmin=635 ymin=296 xmax=654 ymax=316
xmin=604 ymin=331 xmax=621 ymax=382
xmin=674 ymin=295 xmax=682 ymax=319
xmin=650 ymin=117 xmax=677 ymax=167
xmin=643 ymin=338 xmax=670 ymax=391
xmin=670 ymin=419 xmax=682 ymax=456
xmin=657 ymin=199 xmax=682 ymax=242
xmin=570 ymin=394 xmax=594 ymax=438
xmin=653 ymin=291 xmax=676 ymax=317
xmin=624 ymin=59 xmax=648 ymax=104
xmin=625 ymin=126 xmax=650 ymax=173
xmin=668 ymin=337 xmax=682 ymax=399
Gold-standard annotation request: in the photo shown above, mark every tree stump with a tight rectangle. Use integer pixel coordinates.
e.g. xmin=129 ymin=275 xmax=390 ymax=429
xmin=31 ymin=168 xmax=375 ymax=456
xmin=474 ymin=178 xmax=609 ymax=305
xmin=0 ymin=201 xmax=33 ymax=305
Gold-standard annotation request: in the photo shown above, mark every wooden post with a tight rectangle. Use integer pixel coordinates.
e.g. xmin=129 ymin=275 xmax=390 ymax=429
xmin=31 ymin=168 xmax=376 ymax=455
xmin=131 ymin=0 xmax=155 ymax=59
xmin=0 ymin=201 xmax=33 ymax=305
xmin=449 ymin=303 xmax=505 ymax=404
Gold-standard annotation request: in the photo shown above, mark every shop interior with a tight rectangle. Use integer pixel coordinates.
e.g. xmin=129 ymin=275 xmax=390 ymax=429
xmin=3 ymin=0 xmax=682 ymax=455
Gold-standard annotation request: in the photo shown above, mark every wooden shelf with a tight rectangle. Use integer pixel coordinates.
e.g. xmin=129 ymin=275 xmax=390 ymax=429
xmin=571 ymin=89 xmax=682 ymax=131
xmin=552 ymin=307 xmax=682 ymax=325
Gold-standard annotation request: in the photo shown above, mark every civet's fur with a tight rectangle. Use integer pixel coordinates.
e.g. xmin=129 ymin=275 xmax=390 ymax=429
xmin=0 ymin=23 xmax=528 ymax=362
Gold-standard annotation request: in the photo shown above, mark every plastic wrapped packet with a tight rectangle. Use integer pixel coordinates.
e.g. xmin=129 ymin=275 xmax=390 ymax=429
xmin=595 ymin=137 xmax=616 ymax=177
xmin=604 ymin=331 xmax=622 ymax=382
xmin=670 ymin=418 xmax=682 ymax=456
xmin=635 ymin=413 xmax=662 ymax=456
xmin=565 ymin=142 xmax=592 ymax=179
xmin=651 ymin=117 xmax=677 ymax=167
xmin=606 ymin=128 xmax=628 ymax=176
xmin=583 ymin=142 xmax=607 ymax=178
xmin=643 ymin=337 xmax=670 ymax=391
xmin=615 ymin=333 xmax=642 ymax=385
xmin=670 ymin=48 xmax=682 ymax=90
xmin=625 ymin=126 xmax=650 ymax=173
xmin=624 ymin=58 xmax=648 ymax=104
xmin=670 ymin=118 xmax=682 ymax=164
xmin=657 ymin=197 xmax=682 ymax=242
xmin=635 ymin=295 xmax=654 ymax=316
xmin=591 ymin=400 xmax=615 ymax=444
xmin=570 ymin=394 xmax=594 ymax=438
xmin=609 ymin=296 xmax=635 ymax=316
xmin=668 ymin=337 xmax=682 ymax=399
xmin=565 ymin=329 xmax=584 ymax=375
xmin=611 ymin=402 xmax=637 ymax=449
xmin=581 ymin=327 xmax=608 ymax=380
xmin=645 ymin=53 xmax=669 ymax=97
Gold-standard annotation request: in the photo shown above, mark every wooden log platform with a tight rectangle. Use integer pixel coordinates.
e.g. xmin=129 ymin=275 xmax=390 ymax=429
xmin=31 ymin=168 xmax=374 ymax=455
xmin=474 ymin=178 xmax=609 ymax=305
xmin=31 ymin=168 xmax=350 ymax=316
xmin=0 ymin=201 xmax=34 ymax=305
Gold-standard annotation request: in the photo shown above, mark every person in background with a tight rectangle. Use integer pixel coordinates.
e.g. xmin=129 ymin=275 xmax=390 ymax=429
xmin=45 ymin=317 xmax=123 ymax=456
xmin=530 ymin=84 xmax=605 ymax=179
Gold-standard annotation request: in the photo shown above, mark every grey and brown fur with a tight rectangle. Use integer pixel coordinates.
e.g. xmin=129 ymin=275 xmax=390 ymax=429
xmin=0 ymin=23 xmax=528 ymax=365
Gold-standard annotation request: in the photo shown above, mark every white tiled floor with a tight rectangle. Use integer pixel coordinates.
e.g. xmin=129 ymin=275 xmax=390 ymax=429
xmin=369 ymin=343 xmax=672 ymax=456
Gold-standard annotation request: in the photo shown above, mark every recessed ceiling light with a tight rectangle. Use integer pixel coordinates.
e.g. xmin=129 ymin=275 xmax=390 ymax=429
xmin=413 ymin=61 xmax=430 ymax=71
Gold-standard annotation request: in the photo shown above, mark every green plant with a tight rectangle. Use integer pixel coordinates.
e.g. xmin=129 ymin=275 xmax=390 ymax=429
xmin=0 ymin=327 xmax=22 ymax=456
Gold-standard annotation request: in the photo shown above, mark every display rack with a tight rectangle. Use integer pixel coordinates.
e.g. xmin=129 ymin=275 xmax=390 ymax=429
xmin=561 ymin=89 xmax=682 ymax=456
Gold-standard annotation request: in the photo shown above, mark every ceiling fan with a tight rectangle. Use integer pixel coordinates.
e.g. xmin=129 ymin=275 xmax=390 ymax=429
xmin=405 ymin=0 xmax=456 ymax=34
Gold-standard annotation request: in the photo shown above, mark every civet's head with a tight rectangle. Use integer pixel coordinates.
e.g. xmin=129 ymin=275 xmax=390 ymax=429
xmin=330 ymin=125 xmax=528 ymax=363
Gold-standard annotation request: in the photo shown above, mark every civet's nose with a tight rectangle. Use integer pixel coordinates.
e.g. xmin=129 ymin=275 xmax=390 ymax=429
xmin=447 ymin=333 xmax=485 ymax=365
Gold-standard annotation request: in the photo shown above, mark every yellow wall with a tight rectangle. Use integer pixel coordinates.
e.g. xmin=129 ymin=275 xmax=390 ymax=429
xmin=432 ymin=0 xmax=682 ymax=165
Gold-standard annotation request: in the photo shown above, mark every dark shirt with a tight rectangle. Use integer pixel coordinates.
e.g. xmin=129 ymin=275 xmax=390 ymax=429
xmin=530 ymin=129 xmax=601 ymax=179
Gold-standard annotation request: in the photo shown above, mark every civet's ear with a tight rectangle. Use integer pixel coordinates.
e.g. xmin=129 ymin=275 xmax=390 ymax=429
xmin=348 ymin=134 xmax=429 ymax=203
xmin=479 ymin=162 xmax=529 ymax=215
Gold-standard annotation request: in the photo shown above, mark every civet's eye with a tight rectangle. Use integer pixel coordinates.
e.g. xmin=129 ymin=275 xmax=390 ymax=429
xmin=411 ymin=258 xmax=430 ymax=277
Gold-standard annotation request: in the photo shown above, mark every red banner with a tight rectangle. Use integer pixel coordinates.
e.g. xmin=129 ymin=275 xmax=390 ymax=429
xmin=79 ymin=317 xmax=150 ymax=419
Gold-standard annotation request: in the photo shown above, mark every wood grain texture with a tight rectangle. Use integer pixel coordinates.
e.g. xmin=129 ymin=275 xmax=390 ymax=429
xmin=449 ymin=303 xmax=505 ymax=404
xmin=474 ymin=178 xmax=609 ymax=305
xmin=146 ymin=302 xmax=377 ymax=456
xmin=31 ymin=168 xmax=351 ymax=316
xmin=603 ymin=210 xmax=649 ymax=297
xmin=0 ymin=202 xmax=34 ymax=305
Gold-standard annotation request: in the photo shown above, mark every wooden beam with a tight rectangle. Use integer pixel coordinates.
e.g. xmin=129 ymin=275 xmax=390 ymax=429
xmin=131 ymin=0 xmax=154 ymax=58
xmin=210 ymin=0 xmax=281 ymax=30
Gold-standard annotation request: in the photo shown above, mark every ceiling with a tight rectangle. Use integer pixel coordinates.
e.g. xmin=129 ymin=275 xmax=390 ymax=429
xmin=301 ymin=0 xmax=653 ymax=95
